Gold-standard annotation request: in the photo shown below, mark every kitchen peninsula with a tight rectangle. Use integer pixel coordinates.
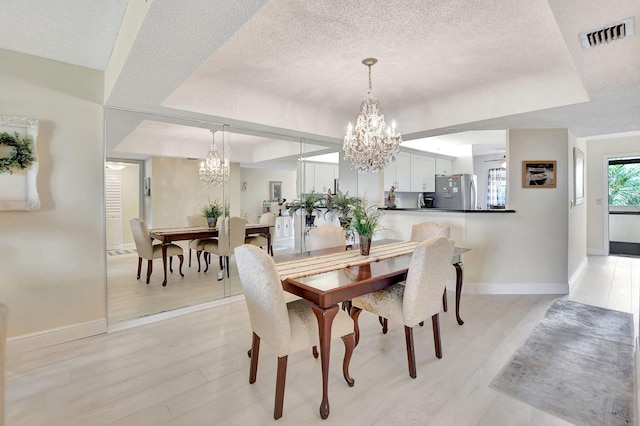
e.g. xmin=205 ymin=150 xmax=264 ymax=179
xmin=377 ymin=206 xmax=569 ymax=297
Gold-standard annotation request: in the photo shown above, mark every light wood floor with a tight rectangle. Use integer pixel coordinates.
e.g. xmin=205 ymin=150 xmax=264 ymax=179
xmin=7 ymin=255 xmax=639 ymax=425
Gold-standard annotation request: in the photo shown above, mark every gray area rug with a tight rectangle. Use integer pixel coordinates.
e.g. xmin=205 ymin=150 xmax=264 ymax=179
xmin=490 ymin=298 xmax=634 ymax=425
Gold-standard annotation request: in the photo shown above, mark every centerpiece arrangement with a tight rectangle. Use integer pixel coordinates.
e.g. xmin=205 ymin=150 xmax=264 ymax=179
xmin=351 ymin=199 xmax=383 ymax=256
xmin=325 ymin=190 xmax=360 ymax=241
xmin=199 ymin=199 xmax=224 ymax=227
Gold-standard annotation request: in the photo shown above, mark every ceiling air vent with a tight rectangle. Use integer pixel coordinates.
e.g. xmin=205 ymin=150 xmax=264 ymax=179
xmin=579 ymin=17 xmax=634 ymax=50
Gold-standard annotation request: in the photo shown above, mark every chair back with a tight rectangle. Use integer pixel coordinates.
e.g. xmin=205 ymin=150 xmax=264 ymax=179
xmin=129 ymin=218 xmax=154 ymax=259
xmin=410 ymin=221 xmax=450 ymax=242
xmin=403 ymin=236 xmax=454 ymax=326
xmin=235 ymin=244 xmax=291 ymax=356
xmin=217 ymin=217 xmax=248 ymax=255
xmin=306 ymin=224 xmax=346 ymax=251
xmin=259 ymin=212 xmax=277 ymax=234
xmin=186 ymin=214 xmax=207 ymax=228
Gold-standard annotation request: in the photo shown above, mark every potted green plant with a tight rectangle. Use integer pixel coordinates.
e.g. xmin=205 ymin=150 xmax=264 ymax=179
xmin=326 ymin=190 xmax=360 ymax=236
xmin=200 ymin=199 xmax=224 ymax=227
xmin=351 ymin=199 xmax=383 ymax=256
xmin=286 ymin=191 xmax=326 ymax=226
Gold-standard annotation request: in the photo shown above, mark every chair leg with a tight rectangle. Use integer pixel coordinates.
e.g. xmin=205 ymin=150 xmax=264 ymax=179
xmin=204 ymin=253 xmax=210 ymax=273
xmin=442 ymin=288 xmax=448 ymax=312
xmin=146 ymin=259 xmax=152 ymax=284
xmin=169 ymin=256 xmax=173 ymax=273
xmin=274 ymin=355 xmax=288 ymax=420
xmin=226 ymin=256 xmax=230 ymax=278
xmin=196 ymin=250 xmax=202 ymax=272
xmin=136 ymin=257 xmax=142 ymax=279
xmin=432 ymin=313 xmax=442 ymax=359
xmin=219 ymin=256 xmax=223 ymax=270
xmin=188 ymin=249 xmax=192 ymax=267
xmin=249 ymin=332 xmax=260 ymax=384
xmin=378 ymin=316 xmax=388 ymax=334
xmin=404 ymin=326 xmax=417 ymax=379
xmin=178 ymin=254 xmax=184 ymax=277
xmin=349 ymin=306 xmax=363 ymax=347
xmin=312 ymin=346 xmax=319 ymax=358
xmin=341 ymin=333 xmax=356 ymax=387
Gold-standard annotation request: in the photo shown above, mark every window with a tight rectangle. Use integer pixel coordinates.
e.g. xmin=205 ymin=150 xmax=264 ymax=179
xmin=608 ymin=158 xmax=640 ymax=206
xmin=487 ymin=168 xmax=506 ymax=209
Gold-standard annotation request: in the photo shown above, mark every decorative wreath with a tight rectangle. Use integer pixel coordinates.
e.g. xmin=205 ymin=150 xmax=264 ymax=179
xmin=0 ymin=131 xmax=34 ymax=175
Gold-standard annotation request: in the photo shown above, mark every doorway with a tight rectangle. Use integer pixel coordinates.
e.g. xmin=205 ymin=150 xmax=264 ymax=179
xmin=607 ymin=157 xmax=640 ymax=256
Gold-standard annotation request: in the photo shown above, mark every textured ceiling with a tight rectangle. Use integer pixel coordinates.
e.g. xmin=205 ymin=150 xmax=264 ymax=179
xmin=2 ymin=0 xmax=639 ymax=163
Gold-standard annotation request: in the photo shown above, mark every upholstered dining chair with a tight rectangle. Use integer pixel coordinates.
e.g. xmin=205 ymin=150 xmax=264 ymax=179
xmin=376 ymin=221 xmax=452 ymax=333
xmin=186 ymin=214 xmax=216 ymax=271
xmin=234 ymin=244 xmax=356 ymax=419
xmin=350 ymin=236 xmax=454 ymax=379
xmin=305 ymin=224 xmax=346 ymax=251
xmin=245 ymin=212 xmax=277 ymax=255
xmin=129 ymin=218 xmax=184 ymax=284
xmin=203 ymin=216 xmax=248 ymax=278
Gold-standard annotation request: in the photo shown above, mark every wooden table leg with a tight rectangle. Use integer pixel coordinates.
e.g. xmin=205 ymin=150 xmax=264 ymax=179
xmin=453 ymin=262 xmax=464 ymax=325
xmin=161 ymin=244 xmax=169 ymax=287
xmin=311 ymin=304 xmax=339 ymax=420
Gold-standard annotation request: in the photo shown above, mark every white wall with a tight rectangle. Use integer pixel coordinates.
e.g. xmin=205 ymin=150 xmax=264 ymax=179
xmin=240 ymin=167 xmax=297 ymax=222
xmin=121 ymin=163 xmax=140 ymax=247
xmin=586 ymin=134 xmax=640 ymax=255
xmin=567 ymin=134 xmax=587 ymax=281
xmin=0 ymin=49 xmax=106 ymax=340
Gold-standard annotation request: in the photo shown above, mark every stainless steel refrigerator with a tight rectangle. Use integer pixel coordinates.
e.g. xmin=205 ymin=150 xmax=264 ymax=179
xmin=434 ymin=174 xmax=477 ymax=210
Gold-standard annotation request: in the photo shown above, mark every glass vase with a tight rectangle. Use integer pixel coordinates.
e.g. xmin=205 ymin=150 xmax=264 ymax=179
xmin=359 ymin=235 xmax=371 ymax=256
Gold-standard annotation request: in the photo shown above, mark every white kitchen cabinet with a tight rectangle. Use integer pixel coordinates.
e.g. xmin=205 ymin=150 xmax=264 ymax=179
xmin=275 ymin=216 xmax=293 ymax=240
xmin=301 ymin=162 xmax=337 ymax=193
xmin=410 ymin=154 xmax=436 ymax=192
xmin=384 ymin=152 xmax=411 ymax=191
xmin=436 ymin=158 xmax=453 ymax=176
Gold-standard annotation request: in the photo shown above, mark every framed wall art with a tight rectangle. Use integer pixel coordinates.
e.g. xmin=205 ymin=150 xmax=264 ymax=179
xmin=522 ymin=160 xmax=557 ymax=188
xmin=0 ymin=115 xmax=40 ymax=211
xmin=573 ymin=148 xmax=585 ymax=205
xmin=270 ymin=181 xmax=282 ymax=201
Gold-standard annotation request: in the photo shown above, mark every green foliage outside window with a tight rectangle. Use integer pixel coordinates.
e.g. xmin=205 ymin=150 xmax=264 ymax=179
xmin=608 ymin=163 xmax=640 ymax=206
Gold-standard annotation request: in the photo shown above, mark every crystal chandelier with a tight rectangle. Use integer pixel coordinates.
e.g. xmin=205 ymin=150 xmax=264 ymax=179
xmin=343 ymin=57 xmax=402 ymax=174
xmin=199 ymin=130 xmax=229 ymax=186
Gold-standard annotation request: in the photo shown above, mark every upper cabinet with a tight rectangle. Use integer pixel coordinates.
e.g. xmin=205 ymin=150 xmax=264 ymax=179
xmin=301 ymin=162 xmax=338 ymax=193
xmin=385 ymin=152 xmax=438 ymax=192
xmin=436 ymin=158 xmax=453 ymax=176
xmin=384 ymin=152 xmax=411 ymax=191
xmin=410 ymin=155 xmax=436 ymax=192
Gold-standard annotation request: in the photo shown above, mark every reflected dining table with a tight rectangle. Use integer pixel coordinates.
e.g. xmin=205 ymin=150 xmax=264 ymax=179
xmin=150 ymin=224 xmax=271 ymax=286
xmin=274 ymin=240 xmax=470 ymax=419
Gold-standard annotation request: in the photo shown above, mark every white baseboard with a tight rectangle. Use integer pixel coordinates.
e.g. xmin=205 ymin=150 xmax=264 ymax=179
xmin=568 ymin=257 xmax=589 ymax=289
xmin=107 ymin=294 xmax=245 ymax=333
xmin=588 ymin=248 xmax=607 ymax=256
xmin=8 ymin=319 xmax=108 ymax=354
xmin=460 ymin=282 xmax=569 ymax=295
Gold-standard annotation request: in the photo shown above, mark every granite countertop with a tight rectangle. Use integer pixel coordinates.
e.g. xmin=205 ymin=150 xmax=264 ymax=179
xmin=380 ymin=207 xmax=516 ymax=213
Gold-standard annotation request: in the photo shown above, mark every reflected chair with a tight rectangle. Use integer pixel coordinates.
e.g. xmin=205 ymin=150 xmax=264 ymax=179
xmin=234 ymin=244 xmax=356 ymax=419
xmin=350 ymin=236 xmax=454 ymax=378
xmin=245 ymin=212 xmax=277 ymax=255
xmin=186 ymin=214 xmax=216 ymax=271
xmin=305 ymin=224 xmax=346 ymax=251
xmin=203 ymin=217 xmax=248 ymax=278
xmin=129 ymin=218 xmax=184 ymax=284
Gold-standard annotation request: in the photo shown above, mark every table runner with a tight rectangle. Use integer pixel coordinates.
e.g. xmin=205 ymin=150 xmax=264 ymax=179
xmin=276 ymin=241 xmax=418 ymax=281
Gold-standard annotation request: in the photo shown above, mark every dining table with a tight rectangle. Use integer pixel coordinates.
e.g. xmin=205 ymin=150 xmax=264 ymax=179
xmin=150 ymin=224 xmax=271 ymax=286
xmin=274 ymin=239 xmax=470 ymax=419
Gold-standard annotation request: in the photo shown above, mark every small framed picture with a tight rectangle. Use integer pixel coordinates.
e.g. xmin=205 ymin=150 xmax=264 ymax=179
xmin=522 ymin=161 xmax=557 ymax=188
xmin=269 ymin=181 xmax=282 ymax=201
